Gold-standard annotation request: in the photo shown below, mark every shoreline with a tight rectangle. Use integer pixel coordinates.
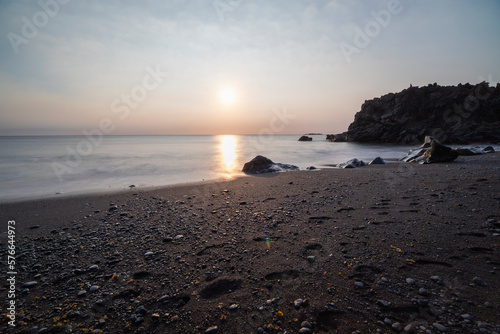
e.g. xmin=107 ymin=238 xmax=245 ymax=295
xmin=0 ymin=153 xmax=499 ymax=333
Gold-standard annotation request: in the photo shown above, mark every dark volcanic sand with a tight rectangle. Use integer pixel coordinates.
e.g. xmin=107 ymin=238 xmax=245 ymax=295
xmin=1 ymin=154 xmax=499 ymax=334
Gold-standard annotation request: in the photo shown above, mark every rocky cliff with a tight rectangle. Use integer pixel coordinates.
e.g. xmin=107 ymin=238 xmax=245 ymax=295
xmin=328 ymin=82 xmax=500 ymax=144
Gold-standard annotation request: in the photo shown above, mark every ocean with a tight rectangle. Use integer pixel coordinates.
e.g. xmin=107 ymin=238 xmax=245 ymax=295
xmin=0 ymin=135 xmax=416 ymax=203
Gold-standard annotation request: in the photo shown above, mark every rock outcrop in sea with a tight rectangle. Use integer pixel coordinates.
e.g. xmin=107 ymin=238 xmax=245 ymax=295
xmin=298 ymin=135 xmax=313 ymax=141
xmin=328 ymin=82 xmax=500 ymax=144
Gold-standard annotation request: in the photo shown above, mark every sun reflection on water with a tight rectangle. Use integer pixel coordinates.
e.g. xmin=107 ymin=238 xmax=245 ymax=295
xmin=219 ymin=135 xmax=238 ymax=178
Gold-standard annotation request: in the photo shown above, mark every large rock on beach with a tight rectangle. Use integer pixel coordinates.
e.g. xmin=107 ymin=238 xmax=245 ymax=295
xmin=327 ymin=82 xmax=500 ymax=144
xmin=242 ymin=155 xmax=299 ymax=174
xmin=422 ymin=140 xmax=459 ymax=163
xmin=401 ymin=138 xmax=458 ymax=163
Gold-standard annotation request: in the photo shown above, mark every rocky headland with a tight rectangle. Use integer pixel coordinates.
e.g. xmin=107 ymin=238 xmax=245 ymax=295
xmin=328 ymin=82 xmax=500 ymax=144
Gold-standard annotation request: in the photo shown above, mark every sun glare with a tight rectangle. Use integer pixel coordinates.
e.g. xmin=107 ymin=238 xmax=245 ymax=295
xmin=219 ymin=135 xmax=238 ymax=178
xmin=220 ymin=88 xmax=236 ymax=105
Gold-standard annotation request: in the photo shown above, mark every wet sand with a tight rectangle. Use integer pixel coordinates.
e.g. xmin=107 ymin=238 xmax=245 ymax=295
xmin=1 ymin=153 xmax=499 ymax=333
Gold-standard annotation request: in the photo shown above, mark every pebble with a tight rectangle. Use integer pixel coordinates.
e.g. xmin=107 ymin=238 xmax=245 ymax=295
xmin=88 ymin=264 xmax=98 ymax=271
xmin=404 ymin=324 xmax=415 ymax=333
xmin=473 ymin=277 xmax=487 ymax=286
xmin=406 ymin=278 xmax=416 ymax=285
xmin=294 ymin=299 xmax=304 ymax=308
xmin=306 ymin=256 xmax=315 ymax=263
xmin=22 ymin=281 xmax=38 ymax=288
xmin=354 ymin=281 xmax=364 ymax=289
xmin=433 ymin=323 xmax=448 ymax=332
xmin=229 ymin=304 xmax=239 ymax=311
xmin=205 ymin=326 xmax=218 ymax=334
xmin=299 ymin=328 xmax=312 ymax=334
xmin=301 ymin=321 xmax=312 ymax=329
xmin=135 ymin=306 xmax=148 ymax=315
xmin=418 ymin=288 xmax=429 ymax=296
xmin=77 ymin=290 xmax=87 ymax=297
xmin=174 ymin=235 xmax=184 ymax=240
xmin=392 ymin=322 xmax=403 ymax=332
xmin=460 ymin=314 xmax=472 ymax=320
xmin=89 ymin=285 xmax=99 ymax=293
xmin=377 ymin=300 xmax=389 ymax=307
xmin=144 ymin=251 xmax=154 ymax=257
xmin=384 ymin=318 xmax=392 ymax=325
xmin=430 ymin=275 xmax=442 ymax=283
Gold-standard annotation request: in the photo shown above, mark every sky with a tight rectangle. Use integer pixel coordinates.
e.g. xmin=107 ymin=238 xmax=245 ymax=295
xmin=0 ymin=0 xmax=499 ymax=136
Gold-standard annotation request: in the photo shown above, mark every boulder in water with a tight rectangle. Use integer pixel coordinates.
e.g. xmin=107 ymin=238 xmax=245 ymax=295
xmin=400 ymin=148 xmax=427 ymax=163
xmin=338 ymin=158 xmax=366 ymax=169
xmin=369 ymin=157 xmax=387 ymax=165
xmin=298 ymin=135 xmax=313 ymax=142
xmin=483 ymin=146 xmax=495 ymax=153
xmin=457 ymin=146 xmax=496 ymax=155
xmin=242 ymin=155 xmax=299 ymax=174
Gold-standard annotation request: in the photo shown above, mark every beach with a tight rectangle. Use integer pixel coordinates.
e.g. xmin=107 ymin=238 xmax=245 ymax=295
xmin=1 ymin=153 xmax=499 ymax=334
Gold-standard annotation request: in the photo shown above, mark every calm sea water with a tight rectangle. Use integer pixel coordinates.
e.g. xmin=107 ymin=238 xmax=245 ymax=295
xmin=0 ymin=135 xmax=414 ymax=203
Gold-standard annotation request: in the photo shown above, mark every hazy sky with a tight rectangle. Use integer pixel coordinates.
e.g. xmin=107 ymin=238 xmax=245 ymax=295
xmin=1 ymin=0 xmax=499 ymax=135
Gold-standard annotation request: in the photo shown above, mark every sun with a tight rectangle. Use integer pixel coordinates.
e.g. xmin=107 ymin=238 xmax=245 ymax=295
xmin=220 ymin=88 xmax=236 ymax=105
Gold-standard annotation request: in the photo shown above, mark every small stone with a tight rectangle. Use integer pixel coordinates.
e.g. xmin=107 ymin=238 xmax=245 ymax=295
xmin=88 ymin=265 xmax=98 ymax=271
xmin=22 ymin=281 xmax=38 ymax=288
xmin=404 ymin=324 xmax=415 ymax=333
xmin=430 ymin=276 xmax=442 ymax=283
xmin=473 ymin=277 xmax=487 ymax=286
xmin=174 ymin=235 xmax=184 ymax=240
xmin=354 ymin=281 xmax=364 ymax=289
xmin=392 ymin=322 xmax=403 ymax=332
xmin=418 ymin=288 xmax=429 ymax=296
xmin=418 ymin=299 xmax=429 ymax=307
xmin=151 ymin=313 xmax=160 ymax=320
xmin=294 ymin=299 xmax=304 ymax=308
xmin=433 ymin=323 xmax=448 ymax=332
xmin=384 ymin=317 xmax=392 ymax=325
xmin=460 ymin=314 xmax=472 ymax=320
xmin=299 ymin=328 xmax=312 ymax=334
xmin=229 ymin=304 xmax=239 ymax=311
xmin=377 ymin=300 xmax=389 ymax=307
xmin=306 ymin=256 xmax=315 ymax=263
xmin=406 ymin=278 xmax=416 ymax=285
xmin=144 ymin=251 xmax=154 ymax=257
xmin=205 ymin=326 xmax=218 ymax=334
xmin=77 ymin=290 xmax=87 ymax=297
xmin=301 ymin=321 xmax=312 ymax=329
xmin=135 ymin=306 xmax=148 ymax=315
xmin=89 ymin=285 xmax=99 ymax=293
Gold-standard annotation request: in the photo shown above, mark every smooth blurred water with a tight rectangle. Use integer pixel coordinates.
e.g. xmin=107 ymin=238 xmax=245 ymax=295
xmin=0 ymin=135 xmax=414 ymax=202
